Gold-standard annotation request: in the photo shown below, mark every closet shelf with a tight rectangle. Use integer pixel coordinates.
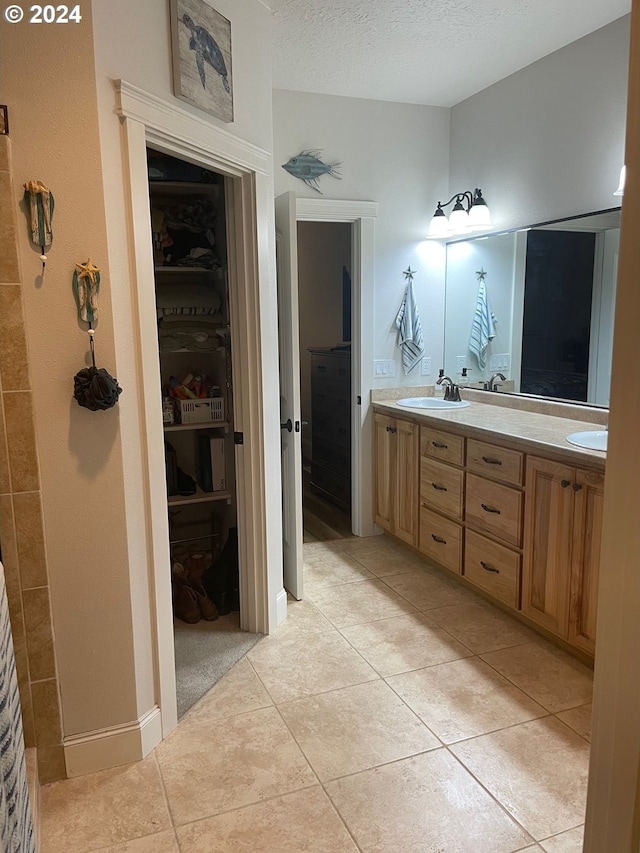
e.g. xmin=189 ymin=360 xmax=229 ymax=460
xmin=155 ymin=266 xmax=219 ymax=275
xmin=168 ymin=489 xmax=231 ymax=507
xmin=164 ymin=421 xmax=230 ymax=433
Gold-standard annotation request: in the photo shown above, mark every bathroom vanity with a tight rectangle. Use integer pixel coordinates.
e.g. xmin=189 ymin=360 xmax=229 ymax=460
xmin=372 ymin=395 xmax=606 ymax=659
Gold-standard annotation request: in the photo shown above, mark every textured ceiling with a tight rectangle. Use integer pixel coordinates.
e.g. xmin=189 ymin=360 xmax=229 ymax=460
xmin=269 ymin=0 xmax=631 ymax=107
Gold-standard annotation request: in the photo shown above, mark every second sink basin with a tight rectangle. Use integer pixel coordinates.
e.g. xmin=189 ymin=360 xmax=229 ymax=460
xmin=566 ymin=430 xmax=607 ymax=452
xmin=397 ymin=397 xmax=470 ymax=410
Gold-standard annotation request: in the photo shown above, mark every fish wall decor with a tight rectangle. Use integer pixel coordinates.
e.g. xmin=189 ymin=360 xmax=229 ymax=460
xmin=282 ymin=150 xmax=342 ymax=194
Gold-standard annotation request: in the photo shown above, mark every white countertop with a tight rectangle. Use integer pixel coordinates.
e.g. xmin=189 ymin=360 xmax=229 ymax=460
xmin=372 ymin=399 xmax=606 ymax=470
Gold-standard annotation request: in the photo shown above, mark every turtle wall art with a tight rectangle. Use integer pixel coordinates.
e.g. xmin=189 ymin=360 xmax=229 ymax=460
xmin=170 ymin=0 xmax=233 ymax=122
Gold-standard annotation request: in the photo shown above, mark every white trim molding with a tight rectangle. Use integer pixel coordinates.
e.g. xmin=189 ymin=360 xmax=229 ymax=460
xmin=294 ymin=198 xmax=378 ymax=537
xmin=115 ymin=81 xmax=280 ymax=748
xmin=64 ymin=707 xmax=162 ymax=778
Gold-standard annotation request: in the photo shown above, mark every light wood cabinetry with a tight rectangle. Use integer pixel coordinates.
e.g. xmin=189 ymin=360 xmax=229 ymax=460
xmin=373 ymin=407 xmax=604 ymax=658
xmin=374 ymin=413 xmax=418 ymax=546
xmin=522 ymin=457 xmax=603 ymax=654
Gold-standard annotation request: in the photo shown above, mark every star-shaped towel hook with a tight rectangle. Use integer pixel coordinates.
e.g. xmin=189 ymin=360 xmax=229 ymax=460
xmin=476 ymin=268 xmax=487 ymax=281
xmin=403 ymin=267 xmax=416 ymax=282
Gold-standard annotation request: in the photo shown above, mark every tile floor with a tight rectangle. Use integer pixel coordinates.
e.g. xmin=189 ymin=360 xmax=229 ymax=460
xmin=40 ymin=535 xmax=593 ymax=852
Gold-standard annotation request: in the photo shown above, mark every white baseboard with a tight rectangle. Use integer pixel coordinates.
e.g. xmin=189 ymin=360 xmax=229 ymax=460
xmin=275 ymin=587 xmax=288 ymax=628
xmin=64 ymin=706 xmax=163 ymax=777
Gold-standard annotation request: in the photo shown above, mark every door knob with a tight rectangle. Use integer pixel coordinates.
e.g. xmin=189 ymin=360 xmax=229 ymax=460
xmin=280 ymin=419 xmax=293 ymax=433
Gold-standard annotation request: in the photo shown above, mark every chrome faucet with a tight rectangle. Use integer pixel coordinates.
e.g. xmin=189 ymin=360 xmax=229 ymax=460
xmin=484 ymin=372 xmax=506 ymax=392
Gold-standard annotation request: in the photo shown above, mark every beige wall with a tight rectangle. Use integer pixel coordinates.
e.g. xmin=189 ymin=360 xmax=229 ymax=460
xmin=0 ymin=7 xmax=144 ymax=743
xmin=0 ymin=137 xmax=65 ymax=784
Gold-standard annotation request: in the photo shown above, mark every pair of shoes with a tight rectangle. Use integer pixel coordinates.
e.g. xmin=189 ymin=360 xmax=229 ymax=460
xmin=172 ymin=562 xmax=218 ymax=622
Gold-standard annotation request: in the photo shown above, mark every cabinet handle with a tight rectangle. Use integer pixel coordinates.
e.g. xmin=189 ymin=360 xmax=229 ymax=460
xmin=431 ymin=483 xmax=447 ymax=492
xmin=385 ymin=426 xmax=396 ymax=434
xmin=432 ymin=441 xmax=448 ymax=449
xmin=561 ymin=479 xmax=571 ymax=488
xmin=480 ymin=561 xmax=500 ymax=574
xmin=431 ymin=534 xmax=447 ymax=544
xmin=482 ymin=456 xmax=502 ymax=466
xmin=317 ymin=365 xmax=326 ymax=372
xmin=481 ymin=503 xmax=501 ymax=515
xmin=572 ymin=482 xmax=582 ymax=492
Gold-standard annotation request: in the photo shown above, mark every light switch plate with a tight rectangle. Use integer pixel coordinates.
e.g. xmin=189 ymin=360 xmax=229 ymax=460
xmin=421 ymin=357 xmax=431 ymax=376
xmin=374 ymin=359 xmax=396 ymax=378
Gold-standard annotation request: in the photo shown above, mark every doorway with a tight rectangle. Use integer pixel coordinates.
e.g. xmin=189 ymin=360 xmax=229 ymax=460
xmin=297 ymin=221 xmax=354 ymax=542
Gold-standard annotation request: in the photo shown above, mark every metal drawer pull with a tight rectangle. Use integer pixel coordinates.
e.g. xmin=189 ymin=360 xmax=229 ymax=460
xmin=561 ymin=479 xmax=570 ymax=488
xmin=482 ymin=456 xmax=502 ymax=466
xmin=481 ymin=503 xmax=501 ymax=514
xmin=572 ymin=482 xmax=582 ymax=492
xmin=431 ymin=534 xmax=447 ymax=544
xmin=432 ymin=441 xmax=448 ymax=449
xmin=480 ymin=561 xmax=500 ymax=574
xmin=385 ymin=425 xmax=397 ymax=434
xmin=431 ymin=483 xmax=447 ymax=491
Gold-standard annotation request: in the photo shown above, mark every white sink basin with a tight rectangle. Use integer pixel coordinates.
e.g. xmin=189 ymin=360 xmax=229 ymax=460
xmin=566 ymin=430 xmax=607 ymax=452
xmin=397 ymin=397 xmax=470 ymax=410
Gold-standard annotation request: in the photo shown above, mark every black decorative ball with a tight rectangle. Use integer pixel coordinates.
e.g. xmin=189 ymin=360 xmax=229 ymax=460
xmin=73 ymin=366 xmax=122 ymax=411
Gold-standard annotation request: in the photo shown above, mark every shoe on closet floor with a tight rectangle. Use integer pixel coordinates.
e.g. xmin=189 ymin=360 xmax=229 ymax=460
xmin=191 ymin=581 xmax=219 ymax=621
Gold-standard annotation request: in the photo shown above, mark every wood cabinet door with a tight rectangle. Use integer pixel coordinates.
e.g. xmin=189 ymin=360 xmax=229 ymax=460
xmin=568 ymin=467 xmax=605 ymax=655
xmin=374 ymin=413 xmax=395 ymax=531
xmin=394 ymin=419 xmax=418 ymax=546
xmin=522 ymin=456 xmax=574 ymax=637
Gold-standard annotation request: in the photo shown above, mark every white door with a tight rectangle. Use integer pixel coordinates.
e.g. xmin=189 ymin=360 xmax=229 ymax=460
xmin=275 ymin=192 xmax=304 ymax=599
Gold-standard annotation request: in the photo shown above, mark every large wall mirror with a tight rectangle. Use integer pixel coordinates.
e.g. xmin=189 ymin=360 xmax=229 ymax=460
xmin=443 ymin=208 xmax=621 ymax=407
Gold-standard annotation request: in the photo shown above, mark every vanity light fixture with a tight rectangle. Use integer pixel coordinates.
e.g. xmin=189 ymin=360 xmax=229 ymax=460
xmin=613 ymin=165 xmax=626 ymax=197
xmin=428 ymin=188 xmax=491 ymax=238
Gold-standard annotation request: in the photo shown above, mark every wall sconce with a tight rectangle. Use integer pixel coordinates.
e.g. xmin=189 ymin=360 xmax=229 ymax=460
xmin=613 ymin=165 xmax=625 ymax=197
xmin=428 ymin=188 xmax=491 ymax=238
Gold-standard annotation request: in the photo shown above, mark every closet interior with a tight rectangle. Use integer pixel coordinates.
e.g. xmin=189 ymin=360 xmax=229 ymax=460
xmin=147 ymin=148 xmax=241 ymax=645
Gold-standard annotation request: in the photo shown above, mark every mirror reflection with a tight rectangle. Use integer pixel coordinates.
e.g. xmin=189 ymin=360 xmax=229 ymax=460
xmin=443 ymin=209 xmax=621 ymax=407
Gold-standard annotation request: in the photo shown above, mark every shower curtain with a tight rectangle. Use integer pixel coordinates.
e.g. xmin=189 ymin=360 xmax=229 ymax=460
xmin=0 ymin=563 xmax=35 ymax=853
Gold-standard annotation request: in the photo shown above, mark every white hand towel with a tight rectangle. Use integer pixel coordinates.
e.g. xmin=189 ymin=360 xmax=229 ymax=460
xmin=469 ymin=279 xmax=497 ymax=370
xmin=395 ymin=278 xmax=424 ymax=374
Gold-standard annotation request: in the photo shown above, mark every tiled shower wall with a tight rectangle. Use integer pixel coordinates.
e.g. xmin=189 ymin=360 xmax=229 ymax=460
xmin=0 ymin=135 xmax=65 ymax=783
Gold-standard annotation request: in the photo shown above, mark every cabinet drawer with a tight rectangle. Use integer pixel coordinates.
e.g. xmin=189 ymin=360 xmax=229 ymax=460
xmin=467 ymin=439 xmax=523 ymax=486
xmin=419 ymin=506 xmax=462 ymax=574
xmin=420 ymin=457 xmax=464 ymax=520
xmin=464 ymin=530 xmax=521 ymax=607
xmin=465 ymin=473 xmax=523 ymax=547
xmin=311 ymin=354 xmax=350 ymax=384
xmin=421 ymin=426 xmax=464 ymax=467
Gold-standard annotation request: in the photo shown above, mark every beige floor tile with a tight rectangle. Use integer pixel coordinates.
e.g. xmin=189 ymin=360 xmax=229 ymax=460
xmin=156 ymin=706 xmax=315 ymax=826
xmin=450 ymin=717 xmax=590 ymax=840
xmin=175 ymin=786 xmax=358 ymax=852
xmin=480 ymin=642 xmax=593 ymax=712
xmin=41 ymin=755 xmax=171 ymax=853
xmin=303 ymin=549 xmax=375 ymax=590
xmin=556 ymin=704 xmax=592 ymax=742
xmin=302 ymin=541 xmax=347 ymax=563
xmin=325 ymin=749 xmax=533 ymax=852
xmin=539 ymin=825 xmax=585 ymax=852
xmin=388 ymin=657 xmax=547 ymax=743
xmin=382 ymin=568 xmax=478 ymax=611
xmin=279 ymin=679 xmax=439 ymax=781
xmin=350 ymin=549 xmax=429 ymax=578
xmin=89 ymin=830 xmax=179 ymax=852
xmin=340 ymin=612 xmax=471 ymax=676
xmin=427 ymin=601 xmax=537 ymax=653
xmin=181 ymin=657 xmax=272 ymax=724
xmin=272 ymin=597 xmax=334 ymax=636
xmin=333 ymin=534 xmax=403 ymax=555
xmin=247 ymin=629 xmax=378 ymax=703
xmin=306 ymin=578 xmax=417 ymax=628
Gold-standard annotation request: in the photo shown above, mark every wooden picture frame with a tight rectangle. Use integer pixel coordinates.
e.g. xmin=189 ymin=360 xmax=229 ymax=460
xmin=169 ymin=0 xmax=233 ymax=123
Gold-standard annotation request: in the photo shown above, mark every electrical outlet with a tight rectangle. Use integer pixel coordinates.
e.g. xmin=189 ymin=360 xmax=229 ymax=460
xmin=456 ymin=356 xmax=467 ymax=373
xmin=420 ymin=357 xmax=431 ymax=376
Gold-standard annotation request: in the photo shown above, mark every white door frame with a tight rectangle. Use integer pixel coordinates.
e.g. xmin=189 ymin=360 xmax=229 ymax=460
xmin=115 ymin=81 xmax=282 ymax=738
xmin=295 ymin=199 xmax=378 ymax=537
